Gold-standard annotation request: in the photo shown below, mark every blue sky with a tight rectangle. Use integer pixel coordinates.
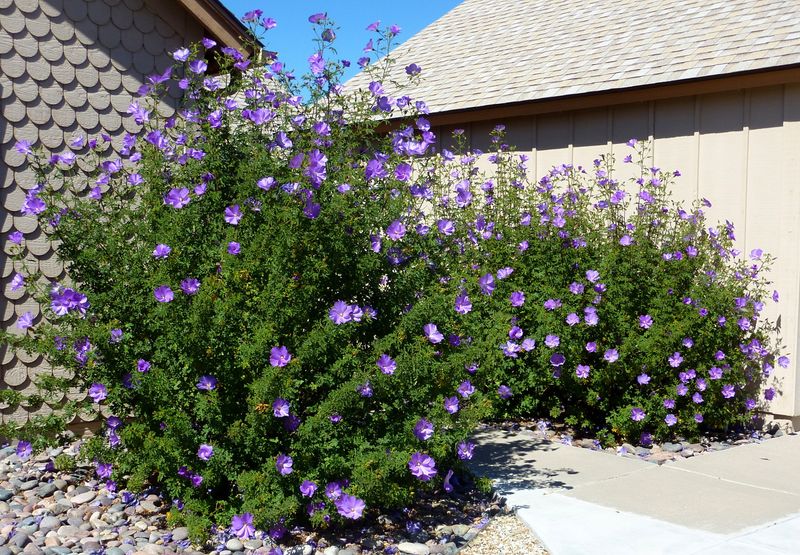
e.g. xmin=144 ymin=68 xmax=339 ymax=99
xmin=219 ymin=1 xmax=461 ymax=82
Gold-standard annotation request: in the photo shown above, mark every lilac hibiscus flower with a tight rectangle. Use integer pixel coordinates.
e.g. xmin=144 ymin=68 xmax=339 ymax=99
xmin=408 ymin=452 xmax=437 ymax=481
xmin=275 ymin=454 xmax=293 ymax=475
xmin=376 ymin=354 xmax=396 ymax=375
xmin=88 ymin=383 xmax=108 ymax=403
xmin=335 ymin=494 xmax=366 ymax=519
xmin=270 ymin=346 xmax=292 ymax=367
xmin=197 ymin=375 xmax=217 ymax=390
xmin=231 ymin=513 xmax=255 ymax=540
xmin=423 ymin=323 xmax=444 ymax=344
xmin=197 ymin=444 xmax=213 ymax=461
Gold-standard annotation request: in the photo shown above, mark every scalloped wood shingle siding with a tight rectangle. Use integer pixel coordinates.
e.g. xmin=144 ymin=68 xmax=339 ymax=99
xmin=0 ymin=0 xmax=206 ymax=426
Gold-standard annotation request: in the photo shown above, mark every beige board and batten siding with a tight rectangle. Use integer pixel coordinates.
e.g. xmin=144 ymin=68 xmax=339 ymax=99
xmin=435 ymin=84 xmax=800 ymax=418
xmin=0 ymin=0 xmax=207 ymax=426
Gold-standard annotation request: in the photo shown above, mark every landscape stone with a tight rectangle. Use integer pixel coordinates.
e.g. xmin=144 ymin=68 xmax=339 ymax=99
xmin=397 ymin=542 xmax=430 ymax=555
xmin=661 ymin=442 xmax=683 ymax=453
xmin=224 ymin=539 xmax=243 ymax=552
xmin=170 ymin=528 xmax=188 ymax=543
xmin=70 ymin=491 xmax=96 ymax=505
xmin=0 ymin=490 xmax=12 ymax=502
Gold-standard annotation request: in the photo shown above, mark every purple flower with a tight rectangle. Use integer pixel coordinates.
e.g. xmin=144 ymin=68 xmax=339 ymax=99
xmin=575 ymin=364 xmax=590 ymax=378
xmin=665 ymin=414 xmax=678 ymax=426
xmin=272 ymin=398 xmax=290 ymax=418
xmin=550 ymin=353 xmax=566 ymax=367
xmin=545 ymin=334 xmax=560 ymax=348
xmin=96 ymin=462 xmax=113 ymax=479
xmin=329 ymin=300 xmax=353 ymax=324
xmin=637 ymin=373 xmax=650 ymax=385
xmin=257 ymin=177 xmax=275 ymax=190
xmin=188 ymin=59 xmax=207 ymax=74
xmin=8 ymin=231 xmax=24 ymax=244
xmin=457 ymin=380 xmax=475 ymax=398
xmin=423 ymin=323 xmax=444 ymax=344
xmin=586 ymin=341 xmax=597 ymax=353
xmin=478 ymin=273 xmax=495 ymax=295
xmin=498 ymin=385 xmax=512 ymax=399
xmin=668 ymin=352 xmax=683 ymax=367
xmin=152 ymin=244 xmax=171 ymax=259
xmin=270 ymin=346 xmax=291 ymax=367
xmin=300 ymin=480 xmax=317 ymax=497
xmin=197 ymin=375 xmax=217 ymax=390
xmin=437 ymin=219 xmax=455 ymax=236
xmin=413 ymin=418 xmax=434 ymax=441
xmin=639 ymin=314 xmax=653 ymax=329
xmin=386 ymin=220 xmax=406 ymax=241
xmin=585 ymin=270 xmax=600 ymax=283
xmin=692 ymin=392 xmax=704 ymax=404
xmin=172 ymin=47 xmax=190 ymax=62
xmin=457 ymin=441 xmax=474 ymax=460
xmin=154 ymin=285 xmax=174 ymax=303
xmin=408 ymin=452 xmax=437 ymax=481
xmin=224 ymin=205 xmax=242 ymax=225
xmin=663 ymin=398 xmax=675 ymax=409
xmin=325 ymin=482 xmax=343 ymax=500
xmin=16 ymin=312 xmax=34 ymax=331
xmin=227 ymin=242 xmax=240 ymax=255
xmin=454 ymin=291 xmax=472 ymax=314
xmin=604 ymin=349 xmax=619 ymax=363
xmin=137 ymin=359 xmax=151 ymax=373
xmin=778 ymin=356 xmax=790 ymax=368
xmin=276 ymin=453 xmax=293 ymax=475
xmin=444 ymin=396 xmax=459 ymax=414
xmin=88 ymin=383 xmax=108 ymax=403
xmin=630 ymin=408 xmax=645 ymax=422
xmin=709 ymin=367 xmax=723 ymax=380
xmin=543 ymin=299 xmax=561 ymax=311
xmin=721 ymin=384 xmax=736 ymax=399
xmin=510 ymin=291 xmax=525 ymax=307
xmin=197 ymin=444 xmax=213 ymax=461
xmin=16 ymin=440 xmax=32 ymax=461
xmin=336 ymin=494 xmax=366 ymax=519
xmin=376 ymin=354 xmax=396 ymax=375
xmin=180 ymin=278 xmax=200 ymax=295
xmin=443 ymin=468 xmax=455 ymax=493
xmin=231 ymin=513 xmax=255 ymax=540
xmin=497 ymin=267 xmax=514 ymax=279
xmin=566 ymin=313 xmax=580 ymax=326
xmin=765 ymin=387 xmax=776 ymax=401
xmin=164 ymin=187 xmax=191 ymax=209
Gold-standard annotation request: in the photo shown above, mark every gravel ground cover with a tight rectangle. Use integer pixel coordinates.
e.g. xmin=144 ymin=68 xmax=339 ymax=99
xmin=0 ymin=440 xmax=510 ymax=555
xmin=3 ymin=419 xmax=786 ymax=555
xmin=477 ymin=419 xmax=794 ymax=465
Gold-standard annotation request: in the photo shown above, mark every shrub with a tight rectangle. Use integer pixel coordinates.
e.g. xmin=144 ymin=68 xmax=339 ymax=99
xmin=1 ymin=9 xmax=786 ymax=536
xmin=427 ymin=134 xmax=785 ymax=443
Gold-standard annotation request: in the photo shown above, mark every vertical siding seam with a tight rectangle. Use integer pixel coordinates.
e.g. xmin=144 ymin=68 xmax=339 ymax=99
xmin=532 ymin=116 xmax=538 ymax=179
xmin=648 ymin=100 xmax=655 ymax=166
xmin=694 ymin=95 xmax=701 ymax=200
xmin=742 ymin=89 xmax=751 ymax=250
xmin=569 ymin=112 xmax=574 ymax=166
xmin=530 ymin=116 xmax=537 ymax=182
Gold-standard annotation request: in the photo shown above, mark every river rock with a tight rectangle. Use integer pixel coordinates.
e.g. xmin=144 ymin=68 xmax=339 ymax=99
xmin=397 ymin=543 xmax=430 ymax=555
xmin=70 ymin=491 xmax=96 ymax=505
xmin=224 ymin=538 xmax=243 ymax=551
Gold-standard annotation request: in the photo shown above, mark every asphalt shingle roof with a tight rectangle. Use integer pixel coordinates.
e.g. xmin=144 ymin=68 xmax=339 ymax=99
xmin=348 ymin=0 xmax=800 ymax=114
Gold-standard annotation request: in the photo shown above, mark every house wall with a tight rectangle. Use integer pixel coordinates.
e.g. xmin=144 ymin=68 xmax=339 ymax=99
xmin=0 ymin=0 xmax=207 ymax=426
xmin=435 ymin=83 xmax=800 ymax=420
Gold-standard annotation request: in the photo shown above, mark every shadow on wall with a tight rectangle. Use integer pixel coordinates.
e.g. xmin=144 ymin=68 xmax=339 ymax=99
xmin=434 ymin=85 xmax=793 ymax=155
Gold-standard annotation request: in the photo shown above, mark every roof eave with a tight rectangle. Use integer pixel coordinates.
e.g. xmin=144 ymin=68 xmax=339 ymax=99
xmin=176 ymin=0 xmax=263 ymax=56
xmin=416 ymin=64 xmax=800 ymax=127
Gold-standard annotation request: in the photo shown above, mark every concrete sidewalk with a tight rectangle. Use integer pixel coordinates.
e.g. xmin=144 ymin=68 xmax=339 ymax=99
xmin=467 ymin=428 xmax=800 ymax=554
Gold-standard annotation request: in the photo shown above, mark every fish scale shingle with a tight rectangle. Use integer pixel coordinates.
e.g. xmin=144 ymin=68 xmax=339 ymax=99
xmin=0 ymin=0 xmax=211 ymax=426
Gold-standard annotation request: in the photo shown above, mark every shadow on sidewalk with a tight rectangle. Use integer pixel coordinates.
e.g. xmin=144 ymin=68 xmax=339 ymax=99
xmin=467 ymin=429 xmax=577 ymax=495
